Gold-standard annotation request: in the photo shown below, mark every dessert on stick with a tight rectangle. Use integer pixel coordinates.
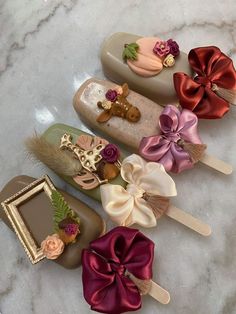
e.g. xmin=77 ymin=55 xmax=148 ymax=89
xmin=26 ymin=124 xmax=211 ymax=236
xmin=101 ymin=32 xmax=192 ymax=104
xmin=73 ymin=78 xmax=232 ymax=175
xmin=0 ymin=175 xmax=105 ymax=268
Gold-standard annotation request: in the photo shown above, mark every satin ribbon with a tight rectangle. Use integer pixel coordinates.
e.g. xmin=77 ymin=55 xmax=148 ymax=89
xmin=82 ymin=226 xmax=154 ymax=314
xmin=174 ymin=46 xmax=236 ymax=119
xmin=100 ymin=154 xmax=176 ymax=227
xmin=139 ymin=105 xmax=202 ymax=173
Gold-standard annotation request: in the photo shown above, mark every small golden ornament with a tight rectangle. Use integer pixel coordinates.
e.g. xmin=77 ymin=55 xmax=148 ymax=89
xmin=60 ymin=133 xmax=105 ymax=172
xmin=163 ymin=54 xmax=175 ymax=67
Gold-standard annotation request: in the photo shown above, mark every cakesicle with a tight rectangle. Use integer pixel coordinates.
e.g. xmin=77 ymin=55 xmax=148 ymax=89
xmin=73 ymin=78 xmax=232 ymax=175
xmin=0 ymin=175 xmax=105 ymax=268
xmin=101 ymin=32 xmax=192 ymax=104
xmin=25 ymin=124 xmax=211 ymax=236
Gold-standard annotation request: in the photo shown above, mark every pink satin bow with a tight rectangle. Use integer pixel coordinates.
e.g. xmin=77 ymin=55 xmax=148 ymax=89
xmin=82 ymin=226 xmax=154 ymax=314
xmin=139 ymin=105 xmax=202 ymax=173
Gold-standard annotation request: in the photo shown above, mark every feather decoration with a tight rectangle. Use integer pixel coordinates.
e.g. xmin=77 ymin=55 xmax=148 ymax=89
xmin=25 ymin=136 xmax=82 ymax=177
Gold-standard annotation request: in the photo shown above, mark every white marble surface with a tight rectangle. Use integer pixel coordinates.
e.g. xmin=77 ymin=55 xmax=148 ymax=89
xmin=0 ymin=1 xmax=236 ymax=313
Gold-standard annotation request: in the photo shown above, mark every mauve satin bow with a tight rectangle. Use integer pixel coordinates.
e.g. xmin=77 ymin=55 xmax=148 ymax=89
xmin=139 ymin=105 xmax=202 ymax=173
xmin=174 ymin=46 xmax=236 ymax=119
xmin=100 ymin=154 xmax=176 ymax=227
xmin=82 ymin=226 xmax=154 ymax=314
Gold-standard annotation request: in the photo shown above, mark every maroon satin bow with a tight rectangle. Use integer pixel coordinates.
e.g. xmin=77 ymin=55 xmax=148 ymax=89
xmin=82 ymin=226 xmax=154 ymax=314
xmin=139 ymin=105 xmax=202 ymax=173
xmin=174 ymin=46 xmax=236 ymax=119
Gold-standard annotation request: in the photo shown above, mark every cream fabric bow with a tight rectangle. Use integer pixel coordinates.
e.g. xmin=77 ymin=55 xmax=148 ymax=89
xmin=100 ymin=154 xmax=177 ymax=227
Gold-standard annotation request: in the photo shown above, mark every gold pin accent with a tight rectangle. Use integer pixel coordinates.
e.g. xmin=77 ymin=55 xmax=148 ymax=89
xmin=60 ymin=134 xmax=105 ymax=172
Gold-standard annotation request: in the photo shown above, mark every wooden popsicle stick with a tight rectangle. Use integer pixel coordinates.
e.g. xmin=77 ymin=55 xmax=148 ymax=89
xmin=165 ymin=205 xmax=211 ymax=236
xmin=200 ymin=153 xmax=233 ymax=175
xmin=149 ymin=281 xmax=170 ymax=304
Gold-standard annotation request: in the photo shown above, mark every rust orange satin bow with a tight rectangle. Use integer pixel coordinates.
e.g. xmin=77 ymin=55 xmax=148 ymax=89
xmin=174 ymin=46 xmax=236 ymax=119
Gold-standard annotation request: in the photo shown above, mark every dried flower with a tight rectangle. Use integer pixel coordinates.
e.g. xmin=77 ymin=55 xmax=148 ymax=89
xmin=58 ymin=217 xmax=80 ymax=244
xmin=153 ymin=41 xmax=170 ymax=57
xmin=101 ymin=144 xmax=120 ymax=163
xmin=102 ymin=100 xmax=112 ymax=110
xmin=64 ymin=223 xmax=79 ymax=236
xmin=41 ymin=234 xmax=65 ymax=260
xmin=163 ymin=54 xmax=175 ymax=67
xmin=167 ymin=39 xmax=180 ymax=57
xmin=105 ymin=89 xmax=118 ymax=102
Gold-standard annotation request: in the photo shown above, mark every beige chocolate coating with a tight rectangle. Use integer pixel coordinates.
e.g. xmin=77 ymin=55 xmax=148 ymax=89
xmin=73 ymin=78 xmax=162 ymax=151
xmin=0 ymin=175 xmax=105 ymax=269
xmin=101 ymin=32 xmax=192 ymax=105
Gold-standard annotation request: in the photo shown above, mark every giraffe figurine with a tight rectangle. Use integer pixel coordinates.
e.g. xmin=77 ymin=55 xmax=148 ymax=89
xmin=60 ymin=133 xmax=105 ymax=172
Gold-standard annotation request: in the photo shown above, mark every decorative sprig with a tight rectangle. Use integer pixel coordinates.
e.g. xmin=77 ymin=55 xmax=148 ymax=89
xmin=122 ymin=43 xmax=139 ymax=61
xmin=51 ymin=190 xmax=80 ymax=232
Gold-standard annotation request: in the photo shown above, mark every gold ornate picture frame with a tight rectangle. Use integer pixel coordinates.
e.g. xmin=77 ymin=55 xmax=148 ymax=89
xmin=1 ymin=175 xmax=56 ymax=264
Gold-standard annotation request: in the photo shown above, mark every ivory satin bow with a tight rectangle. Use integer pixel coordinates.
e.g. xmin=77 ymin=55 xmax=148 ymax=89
xmin=174 ymin=46 xmax=236 ymax=119
xmin=100 ymin=154 xmax=177 ymax=227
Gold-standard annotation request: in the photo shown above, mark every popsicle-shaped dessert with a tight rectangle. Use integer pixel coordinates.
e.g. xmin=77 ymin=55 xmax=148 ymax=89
xmin=0 ymin=176 xmax=171 ymax=307
xmin=0 ymin=175 xmax=105 ymax=268
xmin=101 ymin=32 xmax=192 ymax=104
xmin=82 ymin=226 xmax=170 ymax=312
xmin=73 ymin=78 xmax=232 ymax=175
xmin=26 ymin=123 xmax=211 ymax=236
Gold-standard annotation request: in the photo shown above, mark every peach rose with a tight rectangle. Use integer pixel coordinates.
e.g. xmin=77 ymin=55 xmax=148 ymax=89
xmin=41 ymin=234 xmax=65 ymax=260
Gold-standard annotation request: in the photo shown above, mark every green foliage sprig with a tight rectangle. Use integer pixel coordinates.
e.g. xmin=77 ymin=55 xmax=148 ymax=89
xmin=51 ymin=190 xmax=80 ymax=232
xmin=122 ymin=43 xmax=139 ymax=61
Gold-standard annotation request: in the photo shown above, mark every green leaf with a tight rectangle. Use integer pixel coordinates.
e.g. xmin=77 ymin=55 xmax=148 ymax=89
xmin=122 ymin=43 xmax=139 ymax=61
xmin=51 ymin=190 xmax=80 ymax=232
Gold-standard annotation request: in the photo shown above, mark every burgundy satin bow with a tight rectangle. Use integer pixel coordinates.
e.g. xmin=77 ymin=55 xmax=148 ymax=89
xmin=174 ymin=46 xmax=236 ymax=119
xmin=82 ymin=226 xmax=154 ymax=314
xmin=139 ymin=105 xmax=202 ymax=173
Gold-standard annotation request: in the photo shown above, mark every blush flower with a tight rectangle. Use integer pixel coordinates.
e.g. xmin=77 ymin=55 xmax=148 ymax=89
xmin=41 ymin=234 xmax=64 ymax=260
xmin=105 ymin=89 xmax=118 ymax=102
xmin=101 ymin=144 xmax=120 ymax=163
xmin=153 ymin=41 xmax=170 ymax=57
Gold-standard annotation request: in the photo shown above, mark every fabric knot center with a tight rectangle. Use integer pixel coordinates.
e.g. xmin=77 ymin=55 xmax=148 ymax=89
xmin=162 ymin=132 xmax=181 ymax=143
xmin=194 ymin=75 xmax=211 ymax=88
xmin=110 ymin=262 xmax=125 ymax=276
xmin=126 ymin=184 xmax=145 ymax=198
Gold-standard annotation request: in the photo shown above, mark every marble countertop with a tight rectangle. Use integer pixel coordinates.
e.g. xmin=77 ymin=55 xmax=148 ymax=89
xmin=0 ymin=1 xmax=236 ymax=313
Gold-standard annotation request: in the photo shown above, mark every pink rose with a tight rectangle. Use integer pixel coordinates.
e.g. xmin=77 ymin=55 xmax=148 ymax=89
xmin=41 ymin=234 xmax=65 ymax=260
xmin=153 ymin=41 xmax=170 ymax=57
